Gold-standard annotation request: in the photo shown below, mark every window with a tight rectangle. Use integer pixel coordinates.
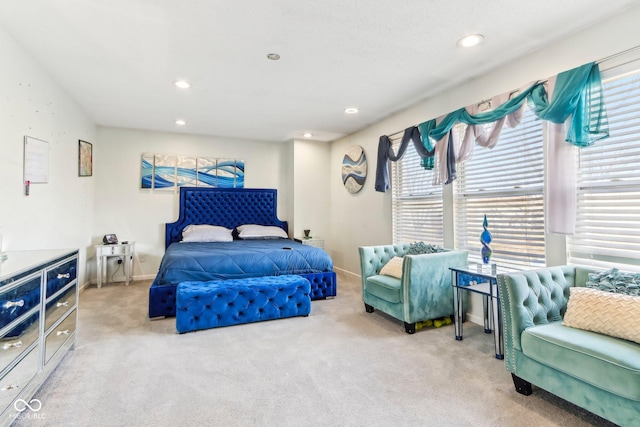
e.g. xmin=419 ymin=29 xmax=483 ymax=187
xmin=567 ymin=67 xmax=640 ymax=272
xmin=391 ymin=136 xmax=443 ymax=245
xmin=454 ymin=106 xmax=546 ymax=270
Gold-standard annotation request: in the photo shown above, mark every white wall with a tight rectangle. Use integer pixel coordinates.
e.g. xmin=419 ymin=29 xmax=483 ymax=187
xmin=93 ymin=127 xmax=290 ymax=281
xmin=292 ymin=139 xmax=331 ymax=240
xmin=329 ymin=133 xmax=392 ymax=270
xmin=0 ymin=25 xmax=97 ymax=285
xmin=329 ymin=5 xmax=640 ymax=276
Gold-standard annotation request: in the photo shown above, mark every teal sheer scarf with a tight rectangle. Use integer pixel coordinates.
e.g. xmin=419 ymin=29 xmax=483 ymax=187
xmin=416 ymin=62 xmax=609 ymax=154
xmin=531 ymin=62 xmax=609 ymax=146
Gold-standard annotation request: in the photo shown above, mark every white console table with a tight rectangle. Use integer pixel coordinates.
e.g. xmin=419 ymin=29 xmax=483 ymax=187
xmin=95 ymin=241 xmax=135 ymax=288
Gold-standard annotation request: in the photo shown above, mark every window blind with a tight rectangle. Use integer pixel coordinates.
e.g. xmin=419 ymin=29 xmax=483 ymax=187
xmin=391 ymin=136 xmax=443 ymax=245
xmin=454 ymin=106 xmax=546 ymax=270
xmin=568 ymin=68 xmax=640 ymax=272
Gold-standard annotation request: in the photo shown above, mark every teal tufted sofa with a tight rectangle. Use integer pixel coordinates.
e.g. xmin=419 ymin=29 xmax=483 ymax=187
xmin=359 ymin=244 xmax=468 ymax=334
xmin=497 ymin=266 xmax=640 ymax=427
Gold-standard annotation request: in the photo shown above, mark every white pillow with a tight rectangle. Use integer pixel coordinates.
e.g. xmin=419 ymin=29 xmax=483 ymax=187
xmin=379 ymin=256 xmax=404 ymax=279
xmin=563 ymin=286 xmax=640 ymax=344
xmin=181 ymin=225 xmax=233 ymax=242
xmin=236 ymin=224 xmax=288 ymax=240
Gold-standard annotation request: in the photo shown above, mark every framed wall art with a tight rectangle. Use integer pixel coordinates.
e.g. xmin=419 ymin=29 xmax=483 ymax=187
xmin=78 ymin=140 xmax=93 ymax=177
xmin=141 ymin=152 xmax=244 ymax=190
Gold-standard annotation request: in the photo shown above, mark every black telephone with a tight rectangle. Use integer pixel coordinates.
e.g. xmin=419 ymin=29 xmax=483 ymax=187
xmin=103 ymin=234 xmax=118 ymax=244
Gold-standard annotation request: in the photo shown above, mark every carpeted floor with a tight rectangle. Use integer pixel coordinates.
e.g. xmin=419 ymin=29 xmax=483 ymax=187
xmin=14 ymin=271 xmax=615 ymax=427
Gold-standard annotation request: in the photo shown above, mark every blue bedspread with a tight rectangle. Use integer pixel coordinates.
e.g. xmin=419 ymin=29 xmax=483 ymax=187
xmin=155 ymin=240 xmax=333 ymax=285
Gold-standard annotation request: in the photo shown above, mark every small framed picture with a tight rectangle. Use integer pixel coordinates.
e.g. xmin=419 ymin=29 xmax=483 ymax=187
xmin=79 ymin=140 xmax=92 ymax=177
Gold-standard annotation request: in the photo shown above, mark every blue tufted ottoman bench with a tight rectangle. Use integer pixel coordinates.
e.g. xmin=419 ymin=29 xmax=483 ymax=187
xmin=176 ymin=275 xmax=311 ymax=333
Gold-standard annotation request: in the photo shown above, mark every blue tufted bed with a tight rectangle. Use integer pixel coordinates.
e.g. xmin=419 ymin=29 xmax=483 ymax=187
xmin=148 ymin=187 xmax=337 ymax=318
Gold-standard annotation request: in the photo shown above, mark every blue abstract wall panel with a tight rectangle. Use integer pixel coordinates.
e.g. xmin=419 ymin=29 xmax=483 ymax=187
xmin=141 ymin=153 xmax=245 ymax=189
xmin=342 ymin=145 xmax=367 ymax=194
xmin=177 ymin=156 xmax=198 ymax=187
xmin=141 ymin=153 xmax=154 ymax=188
xmin=196 ymin=158 xmax=217 ymax=187
xmin=153 ymin=154 xmax=177 ymax=190
xmin=235 ymin=160 xmax=245 ymax=188
xmin=216 ymin=159 xmax=245 ymax=188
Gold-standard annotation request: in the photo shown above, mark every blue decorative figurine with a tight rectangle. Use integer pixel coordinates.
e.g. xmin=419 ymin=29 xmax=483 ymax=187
xmin=480 ymin=214 xmax=492 ymax=264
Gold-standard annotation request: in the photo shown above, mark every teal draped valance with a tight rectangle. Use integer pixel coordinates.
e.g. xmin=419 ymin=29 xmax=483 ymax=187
xmin=376 ymin=62 xmax=610 ymax=192
xmin=418 ymin=62 xmax=608 ymax=149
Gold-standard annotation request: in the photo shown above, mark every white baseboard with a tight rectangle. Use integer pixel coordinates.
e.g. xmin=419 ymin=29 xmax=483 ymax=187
xmin=133 ymin=274 xmax=156 ymax=281
xmin=81 ymin=274 xmax=156 ymax=292
xmin=466 ymin=313 xmax=484 ymax=326
xmin=79 ymin=280 xmax=91 ymax=292
xmin=334 ymin=266 xmax=360 ymax=280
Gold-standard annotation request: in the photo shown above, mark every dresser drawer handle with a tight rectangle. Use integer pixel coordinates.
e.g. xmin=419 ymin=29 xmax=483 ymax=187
xmin=57 ymin=273 xmax=71 ymax=279
xmin=3 ymin=300 xmax=24 ymax=309
xmin=1 ymin=384 xmax=20 ymax=391
xmin=56 ymin=329 xmax=70 ymax=336
xmin=2 ymin=341 xmax=22 ymax=350
xmin=56 ymin=301 xmax=69 ymax=308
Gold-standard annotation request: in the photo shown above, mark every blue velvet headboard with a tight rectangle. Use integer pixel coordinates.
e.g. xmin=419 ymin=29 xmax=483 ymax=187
xmin=165 ymin=187 xmax=289 ymax=249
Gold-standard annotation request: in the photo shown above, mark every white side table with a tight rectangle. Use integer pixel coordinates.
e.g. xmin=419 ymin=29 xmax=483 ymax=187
xmin=295 ymin=237 xmax=324 ymax=249
xmin=95 ymin=241 xmax=135 ymax=288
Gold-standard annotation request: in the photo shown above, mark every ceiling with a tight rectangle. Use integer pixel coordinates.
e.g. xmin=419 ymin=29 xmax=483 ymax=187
xmin=1 ymin=1 xmax=639 ymax=143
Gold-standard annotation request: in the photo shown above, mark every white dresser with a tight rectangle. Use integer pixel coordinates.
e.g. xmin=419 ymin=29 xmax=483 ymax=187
xmin=0 ymin=249 xmax=78 ymax=426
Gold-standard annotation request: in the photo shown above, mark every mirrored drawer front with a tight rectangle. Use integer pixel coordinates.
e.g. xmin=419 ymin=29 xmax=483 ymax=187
xmin=0 ymin=311 xmax=39 ymax=371
xmin=45 ymin=284 xmax=76 ymax=332
xmin=46 ymin=258 xmax=77 ymax=298
xmin=45 ymin=310 xmax=76 ymax=364
xmin=0 ymin=276 xmax=41 ymax=330
xmin=0 ymin=347 xmax=39 ymax=411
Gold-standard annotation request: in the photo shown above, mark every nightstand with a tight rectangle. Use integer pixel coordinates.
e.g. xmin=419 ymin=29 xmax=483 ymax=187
xmin=294 ymin=237 xmax=324 ymax=249
xmin=95 ymin=241 xmax=135 ymax=288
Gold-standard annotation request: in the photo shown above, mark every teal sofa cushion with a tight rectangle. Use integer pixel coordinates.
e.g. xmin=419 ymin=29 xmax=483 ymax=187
xmin=522 ymin=321 xmax=640 ymax=401
xmin=365 ymin=275 xmax=402 ymax=304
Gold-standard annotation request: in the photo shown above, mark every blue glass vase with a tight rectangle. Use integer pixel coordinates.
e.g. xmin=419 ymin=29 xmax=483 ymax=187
xmin=480 ymin=215 xmax=492 ymax=264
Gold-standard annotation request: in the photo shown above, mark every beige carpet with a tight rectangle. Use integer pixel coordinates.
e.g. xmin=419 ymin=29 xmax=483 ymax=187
xmin=14 ymin=271 xmax=615 ymax=427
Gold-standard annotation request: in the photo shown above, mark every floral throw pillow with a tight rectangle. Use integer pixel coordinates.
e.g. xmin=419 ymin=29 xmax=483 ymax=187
xmin=406 ymin=242 xmax=445 ymax=255
xmin=585 ymin=268 xmax=640 ymax=297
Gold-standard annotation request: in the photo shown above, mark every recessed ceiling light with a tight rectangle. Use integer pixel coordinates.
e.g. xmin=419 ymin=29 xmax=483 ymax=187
xmin=344 ymin=107 xmax=359 ymax=114
xmin=175 ymin=119 xmax=186 ymax=126
xmin=303 ymin=132 xmax=313 ymax=138
xmin=457 ymin=34 xmax=484 ymax=48
xmin=174 ymin=80 xmax=191 ymax=89
xmin=267 ymin=53 xmax=280 ymax=60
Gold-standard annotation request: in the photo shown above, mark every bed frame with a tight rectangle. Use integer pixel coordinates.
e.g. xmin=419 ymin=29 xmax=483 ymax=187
xmin=149 ymin=187 xmax=336 ymax=318
xmin=164 ymin=187 xmax=289 ymax=249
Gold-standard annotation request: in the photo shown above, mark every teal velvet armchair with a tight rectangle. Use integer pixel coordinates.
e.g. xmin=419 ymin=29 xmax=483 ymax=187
xmin=359 ymin=244 xmax=468 ymax=334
